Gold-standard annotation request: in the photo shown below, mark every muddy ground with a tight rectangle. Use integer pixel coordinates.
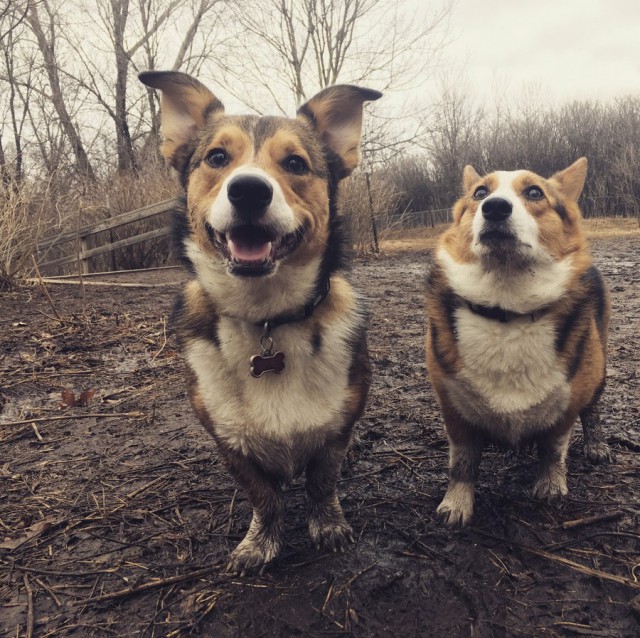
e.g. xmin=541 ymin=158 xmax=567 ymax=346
xmin=1 ymin=236 xmax=639 ymax=637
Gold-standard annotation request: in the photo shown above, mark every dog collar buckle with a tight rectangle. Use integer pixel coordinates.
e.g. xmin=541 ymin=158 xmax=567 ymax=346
xmin=250 ymin=321 xmax=285 ymax=378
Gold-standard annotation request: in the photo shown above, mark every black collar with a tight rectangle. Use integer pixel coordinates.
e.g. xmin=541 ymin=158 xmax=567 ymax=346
xmin=465 ymin=300 xmax=548 ymax=323
xmin=255 ymin=278 xmax=331 ymax=330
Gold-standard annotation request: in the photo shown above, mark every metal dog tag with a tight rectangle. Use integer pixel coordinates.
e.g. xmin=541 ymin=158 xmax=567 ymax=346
xmin=250 ymin=351 xmax=285 ymax=377
xmin=250 ymin=321 xmax=286 ymax=377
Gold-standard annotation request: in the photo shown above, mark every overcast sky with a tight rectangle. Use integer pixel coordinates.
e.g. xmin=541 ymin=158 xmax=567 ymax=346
xmin=440 ymin=0 xmax=639 ymax=104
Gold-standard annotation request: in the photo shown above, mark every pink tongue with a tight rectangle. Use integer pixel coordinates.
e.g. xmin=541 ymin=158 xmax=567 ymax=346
xmin=228 ymin=237 xmax=272 ymax=262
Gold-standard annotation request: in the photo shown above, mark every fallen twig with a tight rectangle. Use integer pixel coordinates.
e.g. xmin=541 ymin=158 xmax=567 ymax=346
xmin=476 ymin=528 xmax=640 ymax=590
xmin=4 ymin=562 xmax=120 ymax=578
xmin=152 ymin=317 xmax=168 ymax=361
xmin=25 ymin=278 xmax=180 ymax=288
xmin=542 ymin=530 xmax=640 ymax=553
xmin=32 ymin=265 xmax=182 ymax=279
xmin=520 ymin=545 xmax=640 ymax=590
xmin=31 ymin=255 xmax=64 ymax=323
xmin=34 ymin=577 xmax=62 ymax=607
xmin=31 ymin=422 xmax=44 ymax=442
xmin=23 ymin=574 xmax=34 ymax=638
xmin=561 ymin=510 xmax=624 ymax=530
xmin=0 ymin=412 xmax=145 ymax=427
xmin=70 ymin=566 xmax=223 ymax=606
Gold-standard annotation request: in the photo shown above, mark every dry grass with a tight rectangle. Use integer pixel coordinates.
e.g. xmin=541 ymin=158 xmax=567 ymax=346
xmin=583 ymin=216 xmax=640 ymax=238
xmin=379 ymin=223 xmax=447 ymax=254
xmin=341 ymin=172 xmax=403 ymax=252
xmin=0 ymin=178 xmax=73 ymax=289
xmin=378 ymin=216 xmax=639 ymax=254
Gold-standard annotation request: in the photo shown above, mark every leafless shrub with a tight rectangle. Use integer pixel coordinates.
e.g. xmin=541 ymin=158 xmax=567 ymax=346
xmin=340 ymin=172 xmax=404 ymax=253
xmin=0 ymin=177 xmax=70 ymax=290
xmin=380 ymin=93 xmax=640 ymax=222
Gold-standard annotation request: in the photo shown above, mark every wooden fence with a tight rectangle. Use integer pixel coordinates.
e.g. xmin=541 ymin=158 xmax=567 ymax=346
xmin=35 ymin=196 xmax=452 ymax=278
xmin=36 ymin=197 xmax=180 ymax=275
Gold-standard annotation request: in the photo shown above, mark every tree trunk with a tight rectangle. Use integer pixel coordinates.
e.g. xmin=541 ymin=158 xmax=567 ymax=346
xmin=26 ymin=1 xmax=95 ymax=180
xmin=111 ymin=0 xmax=137 ymax=173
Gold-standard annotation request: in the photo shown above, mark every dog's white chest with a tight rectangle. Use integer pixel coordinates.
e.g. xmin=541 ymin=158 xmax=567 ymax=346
xmin=445 ymin=309 xmax=570 ymax=442
xmin=186 ymin=314 xmax=357 ymax=453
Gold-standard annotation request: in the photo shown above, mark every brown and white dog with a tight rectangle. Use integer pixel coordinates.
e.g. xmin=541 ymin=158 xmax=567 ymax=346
xmin=139 ymin=71 xmax=380 ymax=571
xmin=425 ymin=158 xmax=612 ymax=526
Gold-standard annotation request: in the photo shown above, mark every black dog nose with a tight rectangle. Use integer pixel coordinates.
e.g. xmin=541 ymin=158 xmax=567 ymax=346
xmin=227 ymin=174 xmax=273 ymax=217
xmin=482 ymin=197 xmax=512 ymax=222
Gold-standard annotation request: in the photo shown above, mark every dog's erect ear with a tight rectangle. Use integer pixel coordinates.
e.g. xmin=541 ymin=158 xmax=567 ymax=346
xmin=463 ymin=165 xmax=481 ymax=193
xmin=550 ymin=157 xmax=588 ymax=202
xmin=298 ymin=85 xmax=382 ymax=179
xmin=139 ymin=71 xmax=224 ymax=170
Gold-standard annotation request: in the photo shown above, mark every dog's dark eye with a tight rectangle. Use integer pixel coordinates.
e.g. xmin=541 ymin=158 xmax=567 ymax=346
xmin=525 ymin=186 xmax=544 ymax=200
xmin=473 ymin=185 xmax=488 ymax=200
xmin=283 ymin=154 xmax=309 ymax=175
xmin=205 ymin=148 xmax=229 ymax=168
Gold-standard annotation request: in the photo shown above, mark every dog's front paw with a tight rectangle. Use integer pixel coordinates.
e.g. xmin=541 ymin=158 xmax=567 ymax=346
xmin=309 ymin=517 xmax=355 ymax=552
xmin=226 ymin=534 xmax=281 ymax=575
xmin=583 ymin=440 xmax=613 ymax=464
xmin=309 ymin=503 xmax=354 ymax=552
xmin=436 ymin=482 xmax=474 ymax=527
xmin=532 ymin=473 xmax=568 ymax=502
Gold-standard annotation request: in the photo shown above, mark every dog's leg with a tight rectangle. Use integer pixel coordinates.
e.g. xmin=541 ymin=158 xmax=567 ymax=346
xmin=532 ymin=427 xmax=572 ymax=501
xmin=437 ymin=415 xmax=484 ymax=527
xmin=223 ymin=450 xmax=285 ymax=574
xmin=580 ymin=381 xmax=613 ymax=463
xmin=306 ymin=439 xmax=354 ymax=552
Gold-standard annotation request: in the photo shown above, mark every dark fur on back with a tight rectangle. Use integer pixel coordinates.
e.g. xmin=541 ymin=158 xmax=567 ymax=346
xmin=170 ymin=197 xmax=194 ymax=273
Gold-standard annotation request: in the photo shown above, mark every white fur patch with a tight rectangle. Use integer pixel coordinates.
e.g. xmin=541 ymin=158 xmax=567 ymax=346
xmin=185 ymin=238 xmax=321 ymax=323
xmin=443 ymin=308 xmax=570 ymax=444
xmin=440 ymin=170 xmax=575 ymax=313
xmin=437 ymin=247 xmax=573 ymax=313
xmin=436 ymin=481 xmax=475 ymax=526
xmin=185 ymin=299 xmax=362 ymax=464
xmin=471 ymin=171 xmax=544 ymax=260
xmin=208 ymin=166 xmax=296 ymax=236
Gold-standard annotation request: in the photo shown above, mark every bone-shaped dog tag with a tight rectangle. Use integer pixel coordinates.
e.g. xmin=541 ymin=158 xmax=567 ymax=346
xmin=250 ymin=351 xmax=285 ymax=378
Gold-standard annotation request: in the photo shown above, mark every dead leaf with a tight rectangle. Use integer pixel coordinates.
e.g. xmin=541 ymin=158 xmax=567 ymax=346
xmin=77 ymin=389 xmax=96 ymax=406
xmin=60 ymin=389 xmax=76 ymax=408
xmin=0 ymin=518 xmax=58 ymax=550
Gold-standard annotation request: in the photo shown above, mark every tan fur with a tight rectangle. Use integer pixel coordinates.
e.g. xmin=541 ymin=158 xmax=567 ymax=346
xmin=139 ymin=72 xmax=224 ymax=170
xmin=301 ymin=89 xmax=366 ymax=177
xmin=425 ymin=158 xmax=612 ymax=526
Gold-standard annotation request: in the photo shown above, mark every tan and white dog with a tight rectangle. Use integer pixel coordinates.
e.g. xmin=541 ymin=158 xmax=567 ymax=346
xmin=139 ymin=71 xmax=380 ymax=571
xmin=425 ymin=158 xmax=612 ymax=526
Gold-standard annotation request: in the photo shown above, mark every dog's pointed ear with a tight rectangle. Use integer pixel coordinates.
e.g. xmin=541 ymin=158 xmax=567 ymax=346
xmin=463 ymin=165 xmax=481 ymax=193
xmin=297 ymin=85 xmax=382 ymax=179
xmin=550 ymin=157 xmax=588 ymax=202
xmin=139 ymin=71 xmax=224 ymax=170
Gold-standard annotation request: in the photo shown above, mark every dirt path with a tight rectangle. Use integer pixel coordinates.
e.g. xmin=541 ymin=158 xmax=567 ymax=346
xmin=1 ymin=237 xmax=639 ymax=637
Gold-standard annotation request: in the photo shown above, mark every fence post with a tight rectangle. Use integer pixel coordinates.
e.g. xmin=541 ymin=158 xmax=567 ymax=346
xmin=79 ymin=235 xmax=90 ymax=274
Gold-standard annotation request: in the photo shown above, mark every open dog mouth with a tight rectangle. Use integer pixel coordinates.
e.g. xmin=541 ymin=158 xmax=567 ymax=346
xmin=205 ymin=223 xmax=303 ymax=276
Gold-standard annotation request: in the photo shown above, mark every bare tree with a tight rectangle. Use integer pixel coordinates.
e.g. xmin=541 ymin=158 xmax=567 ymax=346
xmin=59 ymin=0 xmax=225 ymax=172
xmin=26 ymin=0 xmax=96 ymax=179
xmin=0 ymin=2 xmax=40 ymax=182
xmin=218 ymin=0 xmax=452 ymax=114
xmin=137 ymin=0 xmax=226 ymax=160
